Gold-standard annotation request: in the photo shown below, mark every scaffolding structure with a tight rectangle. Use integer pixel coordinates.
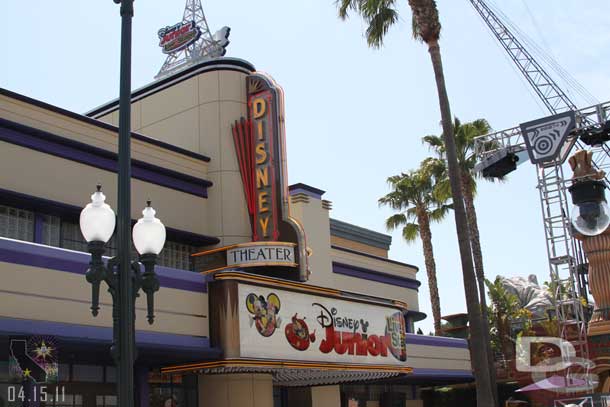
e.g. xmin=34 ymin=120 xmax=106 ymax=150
xmin=469 ymin=0 xmax=610 ymax=389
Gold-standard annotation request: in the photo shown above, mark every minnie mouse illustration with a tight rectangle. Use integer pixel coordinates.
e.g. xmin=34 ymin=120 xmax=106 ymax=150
xmin=246 ymin=293 xmax=281 ymax=337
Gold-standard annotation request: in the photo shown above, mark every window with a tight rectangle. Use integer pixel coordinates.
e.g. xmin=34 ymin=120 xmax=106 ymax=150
xmin=60 ymin=222 xmax=89 ymax=254
xmin=41 ymin=214 xmax=61 ymax=247
xmin=96 ymin=395 xmax=117 ymax=406
xmin=72 ymin=364 xmax=104 ymax=382
xmin=0 ymin=204 xmax=199 ymax=271
xmin=0 ymin=205 xmax=34 ymax=242
xmin=158 ymin=241 xmax=196 ymax=271
xmin=149 ymin=373 xmax=198 ymax=407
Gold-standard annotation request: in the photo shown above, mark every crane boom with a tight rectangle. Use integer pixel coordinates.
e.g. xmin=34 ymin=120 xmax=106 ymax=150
xmin=468 ymin=1 xmax=610 ymax=392
xmin=468 ymin=0 xmax=577 ymax=114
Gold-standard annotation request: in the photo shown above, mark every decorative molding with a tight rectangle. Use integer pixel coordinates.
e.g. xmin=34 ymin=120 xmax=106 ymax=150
xmin=290 ymin=193 xmax=310 ymax=204
xmin=332 ymin=262 xmax=421 ymax=290
xmin=409 ymin=368 xmax=473 ymax=379
xmin=330 ymin=218 xmax=392 ymax=250
xmin=405 ymin=310 xmax=427 ymax=323
xmin=0 ymin=237 xmax=209 ymax=293
xmin=0 ymin=119 xmax=213 ymax=198
xmin=405 ymin=333 xmax=469 ymax=349
xmin=322 ymin=200 xmax=333 ymax=210
xmin=213 ymin=271 xmax=408 ymax=311
xmin=0 ymin=88 xmax=211 ymax=163
xmin=87 ymin=58 xmax=256 ymax=118
xmin=288 ymin=183 xmax=325 ymax=200
xmin=0 ymin=316 xmax=218 ymax=355
xmin=332 ymin=245 xmax=419 ymax=272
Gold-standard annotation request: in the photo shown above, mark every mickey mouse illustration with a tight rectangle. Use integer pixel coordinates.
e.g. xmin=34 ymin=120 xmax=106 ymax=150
xmin=246 ymin=293 xmax=281 ymax=337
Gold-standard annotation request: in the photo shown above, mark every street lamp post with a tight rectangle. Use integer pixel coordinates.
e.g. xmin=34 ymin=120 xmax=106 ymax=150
xmin=79 ymin=1 xmax=167 ymax=405
xmin=81 ymin=190 xmax=165 ymax=406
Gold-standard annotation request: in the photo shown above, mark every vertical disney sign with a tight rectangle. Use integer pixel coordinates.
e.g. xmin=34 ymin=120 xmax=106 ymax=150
xmin=231 ymin=74 xmax=310 ymax=281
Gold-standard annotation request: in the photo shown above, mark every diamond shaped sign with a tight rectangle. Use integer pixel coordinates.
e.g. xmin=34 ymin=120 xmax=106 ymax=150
xmin=520 ymin=111 xmax=576 ymax=164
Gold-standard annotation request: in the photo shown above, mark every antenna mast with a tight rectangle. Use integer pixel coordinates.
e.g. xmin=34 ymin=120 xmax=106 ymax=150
xmin=155 ymin=0 xmax=230 ymax=79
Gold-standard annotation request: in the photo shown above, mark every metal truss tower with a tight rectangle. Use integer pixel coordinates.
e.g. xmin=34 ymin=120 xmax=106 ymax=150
xmin=156 ymin=0 xmax=230 ymax=79
xmin=469 ymin=0 xmax=610 ymax=387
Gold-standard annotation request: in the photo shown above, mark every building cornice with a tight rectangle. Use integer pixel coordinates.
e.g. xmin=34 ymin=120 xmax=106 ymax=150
xmin=0 ymin=88 xmax=211 ymax=163
xmin=86 ymin=57 xmax=256 ymax=118
xmin=330 ymin=218 xmax=392 ymax=250
xmin=0 ymin=118 xmax=212 ymax=198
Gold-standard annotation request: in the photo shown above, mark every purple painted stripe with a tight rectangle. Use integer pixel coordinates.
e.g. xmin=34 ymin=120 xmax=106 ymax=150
xmin=0 ymin=316 xmax=216 ymax=354
xmin=331 ymin=245 xmax=419 ymax=271
xmin=405 ymin=333 xmax=469 ymax=349
xmin=410 ymin=368 xmax=473 ymax=379
xmin=0 ymin=119 xmax=211 ymax=198
xmin=0 ymin=238 xmax=207 ymax=293
xmin=0 ymin=88 xmax=211 ymax=163
xmin=332 ymin=262 xmax=421 ymax=290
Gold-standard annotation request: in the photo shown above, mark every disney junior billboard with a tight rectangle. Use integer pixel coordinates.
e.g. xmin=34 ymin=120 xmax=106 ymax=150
xmin=237 ymin=283 xmax=407 ymax=366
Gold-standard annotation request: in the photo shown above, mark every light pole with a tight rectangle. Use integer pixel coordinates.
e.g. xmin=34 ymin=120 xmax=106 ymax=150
xmin=79 ymin=0 xmax=167 ymax=405
xmin=80 ymin=189 xmax=165 ymax=406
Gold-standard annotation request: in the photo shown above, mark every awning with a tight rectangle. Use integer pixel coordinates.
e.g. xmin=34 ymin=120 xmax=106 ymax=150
xmin=161 ymin=359 xmax=412 ymax=387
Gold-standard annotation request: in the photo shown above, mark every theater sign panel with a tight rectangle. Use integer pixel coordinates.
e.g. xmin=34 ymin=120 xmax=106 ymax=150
xmin=208 ymin=273 xmax=408 ymax=370
xmin=238 ymin=283 xmax=407 ymax=366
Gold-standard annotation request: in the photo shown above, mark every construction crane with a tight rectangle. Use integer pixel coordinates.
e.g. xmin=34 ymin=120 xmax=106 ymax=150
xmin=469 ymin=0 xmax=610 ymax=392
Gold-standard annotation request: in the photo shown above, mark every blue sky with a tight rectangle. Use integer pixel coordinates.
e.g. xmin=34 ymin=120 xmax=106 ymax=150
xmin=2 ymin=1 xmax=609 ymax=334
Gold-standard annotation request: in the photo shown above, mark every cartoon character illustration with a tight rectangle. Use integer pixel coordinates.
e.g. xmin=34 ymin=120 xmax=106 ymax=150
xmin=285 ymin=313 xmax=316 ymax=351
xmin=246 ymin=293 xmax=281 ymax=337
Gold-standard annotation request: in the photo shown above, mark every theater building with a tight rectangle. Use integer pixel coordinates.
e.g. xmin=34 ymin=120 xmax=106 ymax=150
xmin=0 ymin=57 xmax=472 ymax=407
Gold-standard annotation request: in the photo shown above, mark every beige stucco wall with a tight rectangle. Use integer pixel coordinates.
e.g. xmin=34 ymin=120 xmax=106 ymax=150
xmin=290 ymin=194 xmax=419 ymax=310
xmin=198 ymin=373 xmax=273 ymax=407
xmin=331 ymin=247 xmax=418 ymax=281
xmin=289 ymin=194 xmax=333 ymax=287
xmin=330 ymin=235 xmax=388 ymax=258
xmin=311 ymin=385 xmax=341 ymax=407
xmin=0 ymin=94 xmax=207 ymax=181
xmin=0 ymin=141 xmax=207 ymax=235
xmin=0 ymin=253 xmax=208 ymax=336
xmin=99 ymin=70 xmax=251 ymax=246
xmin=405 ymin=343 xmax=471 ymax=371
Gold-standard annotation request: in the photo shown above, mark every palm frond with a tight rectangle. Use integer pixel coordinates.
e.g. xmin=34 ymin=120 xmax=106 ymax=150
xmin=337 ymin=0 xmax=368 ymax=19
xmin=429 ymin=203 xmax=451 ymax=222
xmin=385 ymin=213 xmax=408 ymax=231
xmin=364 ymin=5 xmax=399 ymax=48
xmin=402 ymin=222 xmax=420 ymax=243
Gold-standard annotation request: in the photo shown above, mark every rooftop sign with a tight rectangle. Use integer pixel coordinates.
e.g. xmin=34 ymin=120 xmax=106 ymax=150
xmin=158 ymin=21 xmax=201 ymax=54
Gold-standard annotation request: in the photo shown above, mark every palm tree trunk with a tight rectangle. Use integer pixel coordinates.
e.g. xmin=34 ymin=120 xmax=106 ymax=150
xmin=462 ymin=171 xmax=498 ymax=405
xmin=426 ymin=38 xmax=496 ymax=407
xmin=416 ymin=208 xmax=443 ymax=336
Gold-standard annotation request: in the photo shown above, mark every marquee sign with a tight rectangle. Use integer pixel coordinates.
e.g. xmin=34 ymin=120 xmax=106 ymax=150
xmin=227 ymin=243 xmax=296 ymax=268
xmin=158 ymin=21 xmax=201 ymax=54
xmin=231 ymin=74 xmax=309 ymax=281
xmin=208 ymin=275 xmax=408 ymax=368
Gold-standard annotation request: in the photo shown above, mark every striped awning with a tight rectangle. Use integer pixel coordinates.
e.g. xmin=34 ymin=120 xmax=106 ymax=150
xmin=161 ymin=359 xmax=412 ymax=387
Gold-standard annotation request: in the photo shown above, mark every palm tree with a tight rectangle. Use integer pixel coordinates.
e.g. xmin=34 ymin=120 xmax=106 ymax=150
xmin=423 ymin=118 xmax=494 ymax=324
xmin=337 ymin=1 xmax=496 ymax=405
xmin=379 ymin=165 xmax=451 ymax=335
xmin=424 ymin=118 xmax=499 ymax=401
